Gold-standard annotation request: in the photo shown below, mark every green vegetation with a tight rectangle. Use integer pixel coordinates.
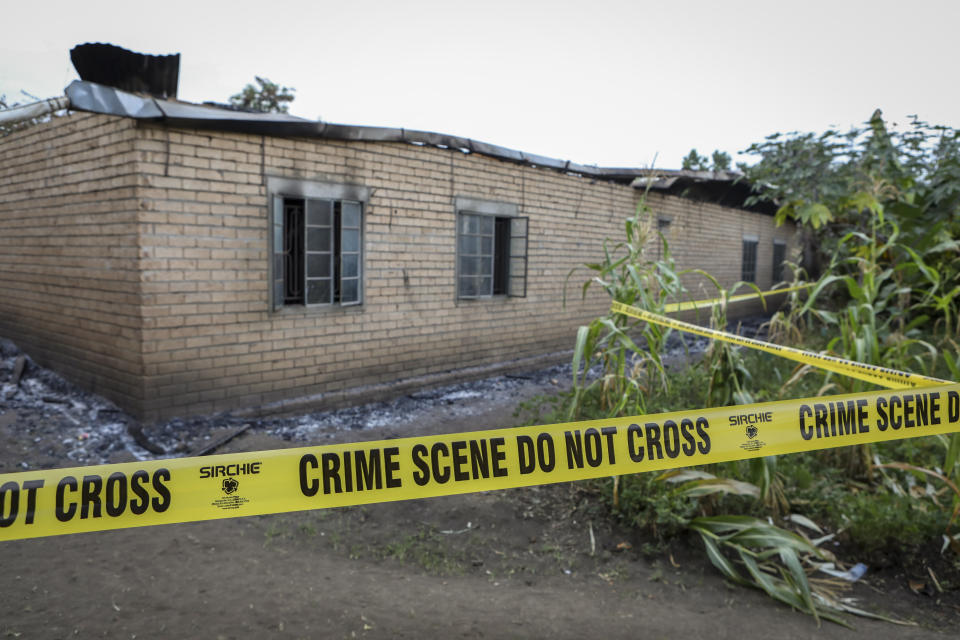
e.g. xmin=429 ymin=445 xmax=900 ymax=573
xmin=229 ymin=76 xmax=296 ymax=113
xmin=381 ymin=528 xmax=466 ymax=575
xmin=563 ymin=194 xmax=685 ymax=420
xmin=742 ymin=109 xmax=960 ymax=315
xmin=681 ymin=148 xmax=732 ymax=172
xmin=558 ymin=112 xmax=960 ymax=625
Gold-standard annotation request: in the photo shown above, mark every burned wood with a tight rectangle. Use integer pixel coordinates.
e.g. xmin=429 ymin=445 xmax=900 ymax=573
xmin=11 ymin=355 xmax=26 ymax=386
xmin=190 ymin=423 xmax=253 ymax=457
xmin=127 ymin=423 xmax=166 ymax=455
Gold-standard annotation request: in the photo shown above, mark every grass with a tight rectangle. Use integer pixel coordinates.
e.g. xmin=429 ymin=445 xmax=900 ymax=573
xmin=519 ymin=313 xmax=960 ymax=624
xmin=259 ymin=509 xmax=468 ymax=575
xmin=380 ymin=527 xmax=466 ymax=575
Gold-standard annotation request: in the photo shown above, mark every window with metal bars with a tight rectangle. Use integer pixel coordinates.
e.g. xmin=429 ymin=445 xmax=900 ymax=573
xmin=772 ymin=240 xmax=786 ymax=283
xmin=456 ymin=201 xmax=527 ymax=299
xmin=741 ymin=237 xmax=758 ymax=283
xmin=271 ymin=195 xmax=363 ymax=309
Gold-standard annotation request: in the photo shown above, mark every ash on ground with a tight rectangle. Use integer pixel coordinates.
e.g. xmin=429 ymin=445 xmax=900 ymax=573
xmin=0 ymin=316 xmax=768 ymax=470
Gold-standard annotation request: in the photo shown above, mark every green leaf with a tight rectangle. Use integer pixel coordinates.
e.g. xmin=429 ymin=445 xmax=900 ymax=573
xmin=842 ymin=276 xmax=866 ymax=303
xmin=847 ymin=191 xmax=880 ymax=217
xmin=945 ymin=433 xmax=960 ymax=482
xmin=797 ymin=202 xmax=833 ymax=229
xmin=571 ymin=325 xmax=590 ymax=385
xmin=738 ymin=549 xmax=809 ymax=613
xmin=694 ymin=530 xmax=744 ymax=583
xmin=677 ymin=478 xmax=761 ymax=499
xmin=779 ymin=546 xmax=818 ymax=620
xmin=784 ymin=514 xmax=824 ymax=534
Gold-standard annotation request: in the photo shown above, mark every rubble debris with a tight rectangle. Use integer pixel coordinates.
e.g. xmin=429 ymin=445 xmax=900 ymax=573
xmin=191 ymin=423 xmax=253 ymax=456
xmin=0 ymin=315 xmax=770 ymax=469
xmin=11 ymin=355 xmax=26 ymax=386
xmin=127 ymin=423 xmax=166 ymax=455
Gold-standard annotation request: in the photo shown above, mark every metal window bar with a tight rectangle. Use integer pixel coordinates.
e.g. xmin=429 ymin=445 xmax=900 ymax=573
xmin=741 ymin=239 xmax=758 ymax=283
xmin=272 ymin=195 xmax=364 ymax=309
xmin=270 ymin=196 xmax=285 ymax=311
xmin=284 ymin=200 xmax=305 ymax=304
xmin=339 ymin=200 xmax=362 ymax=306
xmin=458 ymin=213 xmax=495 ymax=298
xmin=305 ymin=199 xmax=334 ymax=305
xmin=507 ymin=216 xmax=528 ymax=298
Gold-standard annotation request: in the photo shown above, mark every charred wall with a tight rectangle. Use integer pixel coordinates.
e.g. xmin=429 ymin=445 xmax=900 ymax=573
xmin=0 ymin=113 xmax=797 ymax=421
xmin=0 ymin=113 xmax=146 ymax=409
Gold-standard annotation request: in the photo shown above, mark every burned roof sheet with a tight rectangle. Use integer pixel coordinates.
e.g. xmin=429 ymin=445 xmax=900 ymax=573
xmin=66 ymin=81 xmax=163 ymax=119
xmin=70 ymin=43 xmax=180 ymax=99
xmin=66 ymin=80 xmax=318 ymax=136
xmin=631 ymin=171 xmax=774 ymax=215
xmin=64 ymin=80 xmax=769 ymax=212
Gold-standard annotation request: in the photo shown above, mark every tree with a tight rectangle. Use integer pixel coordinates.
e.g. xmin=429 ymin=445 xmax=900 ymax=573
xmin=229 ymin=77 xmax=296 ymax=113
xmin=744 ymin=110 xmax=960 ymax=240
xmin=741 ymin=110 xmax=960 ymax=324
xmin=681 ymin=148 xmax=709 ymax=171
xmin=681 ymin=148 xmax=732 ymax=172
xmin=710 ymin=150 xmax=731 ymax=171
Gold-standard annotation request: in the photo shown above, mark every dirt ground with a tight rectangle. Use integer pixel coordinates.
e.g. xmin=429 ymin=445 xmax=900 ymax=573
xmin=2 ymin=352 xmax=960 ymax=638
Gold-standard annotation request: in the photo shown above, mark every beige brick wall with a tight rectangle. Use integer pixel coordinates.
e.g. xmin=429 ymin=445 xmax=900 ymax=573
xmin=132 ymin=123 xmax=797 ymax=420
xmin=0 ymin=113 xmax=145 ymax=409
xmin=1 ymin=113 xmax=798 ymax=421
xmin=645 ymin=192 xmax=799 ymax=318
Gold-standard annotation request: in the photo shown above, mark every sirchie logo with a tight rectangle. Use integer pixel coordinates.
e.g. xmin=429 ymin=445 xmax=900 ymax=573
xmin=221 ymin=477 xmax=239 ymax=495
xmin=746 ymin=425 xmax=759 ymax=439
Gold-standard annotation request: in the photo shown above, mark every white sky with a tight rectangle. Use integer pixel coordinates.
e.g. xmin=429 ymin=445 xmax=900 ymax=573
xmin=3 ymin=0 xmax=959 ymax=169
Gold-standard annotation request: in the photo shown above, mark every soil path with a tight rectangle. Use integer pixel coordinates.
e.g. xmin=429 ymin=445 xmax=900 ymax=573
xmin=2 ymin=364 xmax=959 ymax=638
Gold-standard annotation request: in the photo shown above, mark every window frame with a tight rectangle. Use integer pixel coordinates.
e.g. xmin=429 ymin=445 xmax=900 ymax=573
xmin=454 ymin=197 xmax=528 ymax=301
xmin=741 ymin=235 xmax=759 ymax=284
xmin=267 ymin=177 xmax=370 ymax=312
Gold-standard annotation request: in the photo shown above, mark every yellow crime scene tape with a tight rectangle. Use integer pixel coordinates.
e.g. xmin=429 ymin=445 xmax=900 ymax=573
xmin=1 ymin=291 xmax=955 ymax=542
xmin=611 ymin=301 xmax=949 ymax=389
xmin=661 ymin=283 xmax=812 ymax=314
xmin=1 ymin=384 xmax=958 ymax=542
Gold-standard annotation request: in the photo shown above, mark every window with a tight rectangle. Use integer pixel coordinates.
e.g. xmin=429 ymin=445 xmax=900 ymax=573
xmin=455 ymin=197 xmax=528 ymax=299
xmin=741 ymin=236 xmax=758 ymax=283
xmin=772 ymin=240 xmax=787 ymax=283
xmin=268 ymin=178 xmax=369 ymax=310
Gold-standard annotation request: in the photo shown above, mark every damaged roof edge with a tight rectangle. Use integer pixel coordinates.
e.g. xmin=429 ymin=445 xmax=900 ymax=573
xmin=63 ymin=80 xmax=764 ymax=203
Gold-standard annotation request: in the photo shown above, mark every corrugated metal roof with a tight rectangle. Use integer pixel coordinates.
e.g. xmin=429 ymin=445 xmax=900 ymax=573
xmin=631 ymin=171 xmax=774 ymax=215
xmin=63 ymin=80 xmax=770 ymax=212
xmin=70 ymin=43 xmax=180 ymax=99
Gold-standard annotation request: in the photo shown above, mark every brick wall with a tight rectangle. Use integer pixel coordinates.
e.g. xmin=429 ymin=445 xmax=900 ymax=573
xmin=646 ymin=192 xmax=798 ymax=318
xmin=132 ymin=123 xmax=797 ymax=420
xmin=132 ymin=125 xmax=640 ymax=418
xmin=1 ymin=113 xmax=798 ymax=421
xmin=0 ymin=113 xmax=145 ymax=409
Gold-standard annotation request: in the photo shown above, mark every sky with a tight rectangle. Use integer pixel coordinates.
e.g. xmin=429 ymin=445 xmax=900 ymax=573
xmin=3 ymin=0 xmax=959 ymax=169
